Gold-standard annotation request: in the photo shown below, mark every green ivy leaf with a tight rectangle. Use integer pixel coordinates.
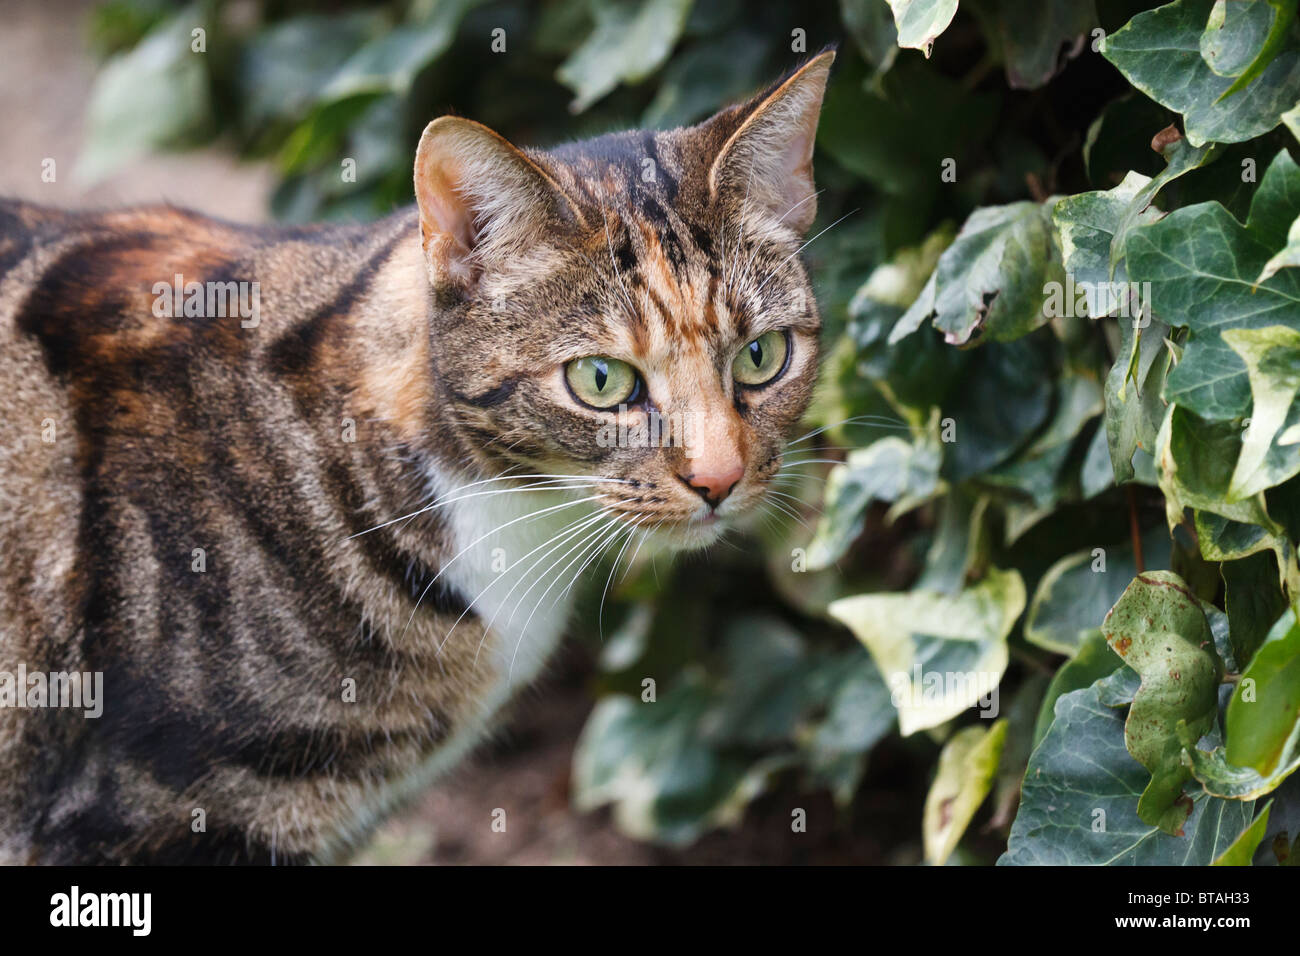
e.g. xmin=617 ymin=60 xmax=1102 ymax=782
xmin=1083 ymin=93 xmax=1178 ymax=187
xmin=1185 ymin=744 xmax=1300 ymax=797
xmin=1100 ymin=571 xmax=1225 ymax=835
xmin=1105 ymin=311 xmax=1171 ymax=485
xmin=1108 ymin=132 xmax=1218 ymax=277
xmin=1216 ymin=0 xmax=1298 ymax=100
xmin=940 ymin=339 xmax=1056 ymax=481
xmin=1200 ymin=0 xmax=1278 ymax=78
xmin=1025 ymin=529 xmax=1173 ymax=656
xmin=983 ymin=374 xmax=1103 ymax=509
xmin=1258 ymin=214 xmax=1300 ymax=281
xmin=923 ymin=721 xmax=1007 ymax=865
xmin=839 ymin=0 xmax=900 ymax=75
xmin=318 ymin=0 xmax=482 ymax=102
xmin=1227 ymin=606 xmax=1300 ymax=775
xmin=807 ymin=651 xmax=897 ymax=804
xmin=1054 ymin=171 xmax=1157 ymax=318
xmin=852 ymin=227 xmax=955 ymax=318
xmin=977 ymin=0 xmax=1097 ymax=90
xmin=1250 ymin=772 xmax=1300 ymax=862
xmin=1080 ymin=165 xmax=1181 ymax=488
xmin=908 ymin=200 xmax=1065 ymax=346
xmin=1139 ymin=224 xmax=1300 ymax=422
xmin=1204 ymin=600 xmax=1238 ymax=672
xmin=1223 ymin=551 xmax=1290 ymax=665
xmin=1212 ymin=800 xmax=1273 ymax=864
xmin=572 ymin=677 xmax=753 ymax=846
xmin=1032 ymin=631 xmax=1127 ymax=748
xmin=1197 ymin=510 xmax=1278 ymax=561
xmin=1098 ymin=663 xmax=1143 ymax=707
xmin=1245 ymin=145 xmax=1300 ymax=248
xmin=1285 ymin=99 xmax=1300 ymax=140
xmin=913 ymin=491 xmax=990 ymax=594
xmin=77 ymin=11 xmax=213 ymax=182
xmin=557 ymin=0 xmax=694 ymax=112
xmin=1001 ymin=682 xmax=1253 ymax=864
xmin=984 ymin=0 xmax=1096 ymax=90
xmin=1081 ymin=422 xmax=1116 ymax=497
xmin=827 ymin=568 xmax=1024 ymax=735
xmin=806 ymin=427 xmax=941 ymax=569
xmin=1102 ymin=0 xmax=1300 ymax=147
xmin=1193 ymin=508 xmax=1300 ymax=596
xmin=849 ymin=227 xmax=963 ymax=427
xmin=706 ymin=618 xmax=814 ymax=746
xmin=1156 ymin=407 xmax=1277 ymax=534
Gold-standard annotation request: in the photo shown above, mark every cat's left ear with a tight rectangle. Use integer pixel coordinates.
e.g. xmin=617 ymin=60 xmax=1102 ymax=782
xmin=705 ymin=50 xmax=835 ymax=234
xmin=414 ymin=116 xmax=583 ymax=286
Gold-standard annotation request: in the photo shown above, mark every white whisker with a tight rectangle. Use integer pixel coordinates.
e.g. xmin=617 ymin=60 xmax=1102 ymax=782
xmin=778 ymin=458 xmax=845 ymax=469
xmin=766 ymin=488 xmax=824 ymax=517
xmin=491 ymin=516 xmax=622 ymax=678
xmin=349 ymin=474 xmax=620 ymax=539
xmin=400 ymin=493 xmax=607 ymax=640
xmin=461 ymin=510 xmax=614 ymax=667
xmin=732 ymin=189 xmax=826 ymax=292
xmin=785 ymin=415 xmax=908 ymax=447
xmin=438 ymin=509 xmax=609 ymax=663
xmin=598 ymin=513 xmax=648 ymax=640
xmin=755 ymin=209 xmax=860 ymax=296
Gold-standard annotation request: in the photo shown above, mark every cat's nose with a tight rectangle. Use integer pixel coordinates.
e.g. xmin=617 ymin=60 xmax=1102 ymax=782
xmin=679 ymin=463 xmax=744 ymax=508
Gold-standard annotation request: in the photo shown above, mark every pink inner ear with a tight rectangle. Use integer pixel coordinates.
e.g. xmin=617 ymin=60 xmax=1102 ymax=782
xmin=417 ymin=160 xmax=476 ymax=262
xmin=707 ymin=58 xmax=831 ymax=235
xmin=781 ymin=124 xmax=816 ymax=197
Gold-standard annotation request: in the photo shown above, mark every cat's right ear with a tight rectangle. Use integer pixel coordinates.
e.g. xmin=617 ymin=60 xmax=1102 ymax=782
xmin=414 ymin=117 xmax=582 ymax=286
xmin=703 ymin=50 xmax=835 ymax=235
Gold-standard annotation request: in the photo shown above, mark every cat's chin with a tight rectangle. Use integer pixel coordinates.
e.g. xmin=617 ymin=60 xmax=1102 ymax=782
xmin=642 ymin=515 xmax=727 ymax=553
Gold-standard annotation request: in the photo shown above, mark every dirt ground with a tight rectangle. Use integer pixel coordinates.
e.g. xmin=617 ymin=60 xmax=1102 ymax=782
xmin=1 ymin=0 xmax=921 ymax=865
xmin=355 ymin=644 xmax=919 ymax=866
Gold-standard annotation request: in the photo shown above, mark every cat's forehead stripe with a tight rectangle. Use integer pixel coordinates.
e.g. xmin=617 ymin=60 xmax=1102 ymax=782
xmin=534 ymin=127 xmax=810 ymax=358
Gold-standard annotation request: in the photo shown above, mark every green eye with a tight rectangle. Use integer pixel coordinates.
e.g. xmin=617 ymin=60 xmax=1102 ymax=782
xmin=565 ymin=356 xmax=640 ymax=409
xmin=732 ymin=330 xmax=789 ymax=386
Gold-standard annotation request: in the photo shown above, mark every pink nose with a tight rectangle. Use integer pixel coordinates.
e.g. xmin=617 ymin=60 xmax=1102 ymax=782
xmin=680 ymin=464 xmax=744 ymax=508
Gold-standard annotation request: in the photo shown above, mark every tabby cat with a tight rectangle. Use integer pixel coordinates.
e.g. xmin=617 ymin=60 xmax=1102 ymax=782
xmin=0 ymin=51 xmax=833 ymax=864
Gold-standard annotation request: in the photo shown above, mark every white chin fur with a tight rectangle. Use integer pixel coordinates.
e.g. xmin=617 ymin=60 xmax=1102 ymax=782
xmin=641 ymin=517 xmax=726 ymax=553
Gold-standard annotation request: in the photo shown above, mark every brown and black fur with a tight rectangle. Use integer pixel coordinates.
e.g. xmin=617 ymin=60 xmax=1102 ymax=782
xmin=0 ymin=52 xmax=834 ymax=863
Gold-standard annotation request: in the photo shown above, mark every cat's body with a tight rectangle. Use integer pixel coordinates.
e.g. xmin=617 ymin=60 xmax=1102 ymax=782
xmin=0 ymin=53 xmax=833 ymax=863
xmin=0 ymin=204 xmax=542 ymax=863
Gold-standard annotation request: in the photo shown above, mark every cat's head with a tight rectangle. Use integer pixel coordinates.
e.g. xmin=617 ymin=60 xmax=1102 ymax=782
xmin=413 ymin=52 xmax=833 ymax=550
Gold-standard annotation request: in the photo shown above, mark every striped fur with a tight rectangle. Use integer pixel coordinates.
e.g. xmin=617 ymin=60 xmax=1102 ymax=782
xmin=0 ymin=52 xmax=833 ymax=864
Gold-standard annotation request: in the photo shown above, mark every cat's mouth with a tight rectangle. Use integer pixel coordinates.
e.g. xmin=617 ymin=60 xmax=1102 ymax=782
xmin=591 ymin=478 xmax=761 ymax=552
xmin=624 ymin=503 xmax=730 ymax=552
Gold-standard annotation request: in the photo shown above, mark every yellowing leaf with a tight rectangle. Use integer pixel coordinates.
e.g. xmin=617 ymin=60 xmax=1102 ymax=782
xmin=923 ymin=721 xmax=1007 ymax=865
xmin=886 ymin=0 xmax=959 ymax=57
xmin=1224 ymin=326 xmax=1300 ymax=498
xmin=828 ymin=568 xmax=1023 ymax=736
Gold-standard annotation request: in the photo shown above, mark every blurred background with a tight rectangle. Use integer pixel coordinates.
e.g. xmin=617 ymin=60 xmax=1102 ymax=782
xmin=3 ymin=0 xmax=1205 ymax=864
